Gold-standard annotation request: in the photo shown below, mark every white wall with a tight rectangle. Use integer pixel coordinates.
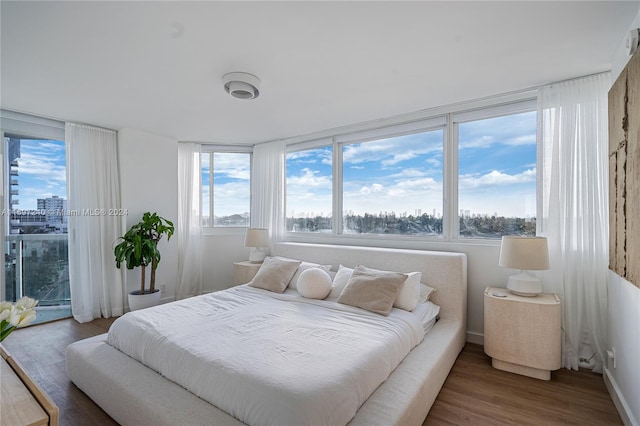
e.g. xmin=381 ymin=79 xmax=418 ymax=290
xmin=605 ymin=8 xmax=640 ymax=426
xmin=203 ymin=234 xmax=253 ymax=292
xmin=118 ymin=128 xmax=178 ymax=304
xmin=607 ymin=272 xmax=640 ymax=425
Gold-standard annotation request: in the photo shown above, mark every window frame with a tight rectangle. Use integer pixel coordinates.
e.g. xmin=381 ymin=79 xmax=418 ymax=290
xmin=1 ymin=110 xmax=67 ymax=304
xmin=452 ymin=99 xmax=538 ymax=239
xmin=284 ymin=92 xmax=538 ymax=245
xmin=285 ymin=138 xmax=334 ymax=234
xmin=200 ymin=145 xmax=253 ymax=236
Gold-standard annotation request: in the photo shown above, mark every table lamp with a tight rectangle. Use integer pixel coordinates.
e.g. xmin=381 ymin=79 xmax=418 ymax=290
xmin=244 ymin=228 xmax=269 ymax=263
xmin=498 ymin=236 xmax=549 ymax=296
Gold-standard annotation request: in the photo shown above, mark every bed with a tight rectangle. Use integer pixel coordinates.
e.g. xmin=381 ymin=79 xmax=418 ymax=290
xmin=66 ymin=243 xmax=467 ymax=425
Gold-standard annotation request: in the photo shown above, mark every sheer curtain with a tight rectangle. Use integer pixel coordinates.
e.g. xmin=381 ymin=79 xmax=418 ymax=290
xmin=66 ymin=123 xmax=124 ymax=322
xmin=251 ymin=141 xmax=286 ymax=246
xmin=176 ymin=143 xmax=203 ymax=299
xmin=538 ymin=73 xmax=610 ymax=372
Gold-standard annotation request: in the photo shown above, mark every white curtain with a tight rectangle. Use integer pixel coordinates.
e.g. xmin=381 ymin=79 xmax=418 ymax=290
xmin=251 ymin=141 xmax=286 ymax=246
xmin=66 ymin=123 xmax=124 ymax=322
xmin=176 ymin=143 xmax=203 ymax=299
xmin=538 ymin=73 xmax=610 ymax=372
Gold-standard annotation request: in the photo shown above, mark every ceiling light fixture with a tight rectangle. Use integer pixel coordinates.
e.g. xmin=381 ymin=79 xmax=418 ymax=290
xmin=223 ymin=72 xmax=260 ymax=100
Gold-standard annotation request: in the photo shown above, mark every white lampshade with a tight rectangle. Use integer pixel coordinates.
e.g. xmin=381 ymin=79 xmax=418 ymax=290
xmin=244 ymin=228 xmax=269 ymax=263
xmin=244 ymin=228 xmax=269 ymax=248
xmin=499 ymin=236 xmax=549 ymax=270
xmin=499 ymin=236 xmax=549 ymax=296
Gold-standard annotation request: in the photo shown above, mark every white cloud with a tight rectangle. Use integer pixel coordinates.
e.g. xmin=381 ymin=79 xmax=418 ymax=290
xmin=213 ymin=153 xmax=250 ymax=180
xmin=17 ymin=152 xmax=66 ymax=184
xmin=359 ymin=183 xmax=384 ymax=195
xmin=287 ymin=148 xmax=332 ymax=166
xmin=459 ymin=168 xmax=536 ymax=190
xmin=342 ymin=132 xmax=442 ymax=167
xmin=505 ymin=134 xmax=536 ymax=146
xmin=459 ymin=111 xmax=536 ymax=150
xmin=459 ymin=135 xmax=495 ymax=149
xmin=286 ymin=168 xmax=331 ymax=189
xmin=13 ymin=143 xmax=66 ymax=209
xmin=388 ymin=168 xmax=427 ymax=178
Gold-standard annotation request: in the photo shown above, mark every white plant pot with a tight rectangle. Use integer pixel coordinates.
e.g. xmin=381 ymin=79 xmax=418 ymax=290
xmin=128 ymin=289 xmax=161 ymax=311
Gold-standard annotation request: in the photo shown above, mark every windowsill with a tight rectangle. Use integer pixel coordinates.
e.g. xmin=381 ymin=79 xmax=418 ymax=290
xmin=284 ymin=232 xmax=502 ymax=248
xmin=202 ymin=227 xmax=248 ymax=236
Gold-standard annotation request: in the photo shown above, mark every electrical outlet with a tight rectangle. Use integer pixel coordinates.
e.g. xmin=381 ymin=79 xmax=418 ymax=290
xmin=161 ymin=283 xmax=166 ymax=295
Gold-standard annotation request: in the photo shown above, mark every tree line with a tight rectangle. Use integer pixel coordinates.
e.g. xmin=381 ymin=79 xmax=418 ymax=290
xmin=287 ymin=212 xmax=535 ymax=238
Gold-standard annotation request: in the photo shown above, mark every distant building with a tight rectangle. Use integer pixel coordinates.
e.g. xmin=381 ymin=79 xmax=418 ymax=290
xmin=37 ymin=195 xmax=67 ymax=233
xmin=7 ymin=138 xmax=21 ymax=234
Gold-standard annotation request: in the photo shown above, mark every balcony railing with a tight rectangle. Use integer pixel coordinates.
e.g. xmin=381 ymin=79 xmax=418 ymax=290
xmin=4 ymin=234 xmax=70 ymax=307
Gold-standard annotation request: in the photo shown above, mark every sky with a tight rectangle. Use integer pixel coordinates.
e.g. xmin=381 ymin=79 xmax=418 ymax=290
xmin=6 ymin=138 xmax=66 ymax=211
xmin=6 ymin=111 xmax=536 ymax=221
xmin=286 ymin=111 xmax=537 ymax=219
xmin=201 ymin=152 xmax=251 ymax=219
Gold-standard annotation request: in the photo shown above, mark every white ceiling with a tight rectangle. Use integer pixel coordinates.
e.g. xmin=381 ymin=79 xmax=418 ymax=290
xmin=1 ymin=1 xmax=638 ymax=145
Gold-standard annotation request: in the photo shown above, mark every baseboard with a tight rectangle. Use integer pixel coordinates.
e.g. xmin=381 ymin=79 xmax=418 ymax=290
xmin=160 ymin=296 xmax=175 ymax=304
xmin=466 ymin=331 xmax=484 ymax=345
xmin=604 ymin=367 xmax=639 ymax=426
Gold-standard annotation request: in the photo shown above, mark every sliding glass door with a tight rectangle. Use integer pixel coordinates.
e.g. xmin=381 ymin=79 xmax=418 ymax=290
xmin=3 ymin=132 xmax=71 ymax=323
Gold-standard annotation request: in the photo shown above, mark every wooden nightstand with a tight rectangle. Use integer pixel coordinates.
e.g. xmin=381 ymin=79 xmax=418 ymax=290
xmin=233 ymin=261 xmax=262 ymax=286
xmin=1 ymin=346 xmax=59 ymax=426
xmin=484 ymin=286 xmax=561 ymax=380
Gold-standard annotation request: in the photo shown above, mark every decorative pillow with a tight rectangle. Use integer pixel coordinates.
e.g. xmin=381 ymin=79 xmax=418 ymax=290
xmin=393 ymin=271 xmax=422 ymax=312
xmin=337 ymin=265 xmax=407 ymax=316
xmin=328 ymin=265 xmax=354 ymax=298
xmin=248 ymin=256 xmax=301 ymax=293
xmin=289 ymin=261 xmax=332 ymax=290
xmin=297 ymin=268 xmax=332 ymax=299
xmin=419 ymin=283 xmax=437 ymax=302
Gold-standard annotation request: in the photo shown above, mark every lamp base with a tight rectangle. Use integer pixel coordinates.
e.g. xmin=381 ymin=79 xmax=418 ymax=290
xmin=507 ymin=271 xmax=542 ymax=297
xmin=248 ymin=247 xmax=266 ymax=263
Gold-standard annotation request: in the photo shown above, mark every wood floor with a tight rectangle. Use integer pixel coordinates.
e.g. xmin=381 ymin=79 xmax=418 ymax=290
xmin=3 ymin=318 xmax=622 ymax=426
xmin=425 ymin=344 xmax=622 ymax=426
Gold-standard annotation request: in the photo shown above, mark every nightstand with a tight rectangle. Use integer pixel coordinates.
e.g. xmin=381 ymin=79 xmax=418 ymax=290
xmin=233 ymin=261 xmax=262 ymax=286
xmin=1 ymin=347 xmax=59 ymax=426
xmin=484 ymin=286 xmax=561 ymax=380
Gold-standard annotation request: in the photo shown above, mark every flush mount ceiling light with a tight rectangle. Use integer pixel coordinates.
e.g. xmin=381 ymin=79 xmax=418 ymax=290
xmin=223 ymin=72 xmax=260 ymax=100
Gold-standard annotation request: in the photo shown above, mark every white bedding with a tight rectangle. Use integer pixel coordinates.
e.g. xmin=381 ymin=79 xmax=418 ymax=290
xmin=107 ymin=285 xmax=428 ymax=426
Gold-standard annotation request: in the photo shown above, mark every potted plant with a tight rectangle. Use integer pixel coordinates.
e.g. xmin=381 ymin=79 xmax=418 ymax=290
xmin=114 ymin=212 xmax=174 ymax=311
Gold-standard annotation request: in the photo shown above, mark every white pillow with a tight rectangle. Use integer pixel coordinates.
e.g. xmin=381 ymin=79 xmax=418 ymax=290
xmin=393 ymin=271 xmax=422 ymax=312
xmin=328 ymin=265 xmax=354 ymax=298
xmin=297 ymin=268 xmax=332 ymax=299
xmin=289 ymin=261 xmax=332 ymax=290
xmin=419 ymin=283 xmax=437 ymax=302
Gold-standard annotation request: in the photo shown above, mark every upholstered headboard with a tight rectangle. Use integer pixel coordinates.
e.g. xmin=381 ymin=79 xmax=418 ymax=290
xmin=273 ymin=243 xmax=467 ymax=324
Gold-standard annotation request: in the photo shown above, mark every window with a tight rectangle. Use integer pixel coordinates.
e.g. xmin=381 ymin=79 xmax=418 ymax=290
xmin=286 ymin=145 xmax=332 ymax=232
xmin=455 ymin=104 xmax=537 ymax=239
xmin=342 ymin=129 xmax=444 ymax=235
xmin=284 ymin=96 xmax=537 ymax=241
xmin=201 ymin=150 xmax=251 ymax=228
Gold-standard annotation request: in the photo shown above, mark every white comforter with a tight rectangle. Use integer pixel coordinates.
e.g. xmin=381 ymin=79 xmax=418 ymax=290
xmin=107 ymin=286 xmax=425 ymax=426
